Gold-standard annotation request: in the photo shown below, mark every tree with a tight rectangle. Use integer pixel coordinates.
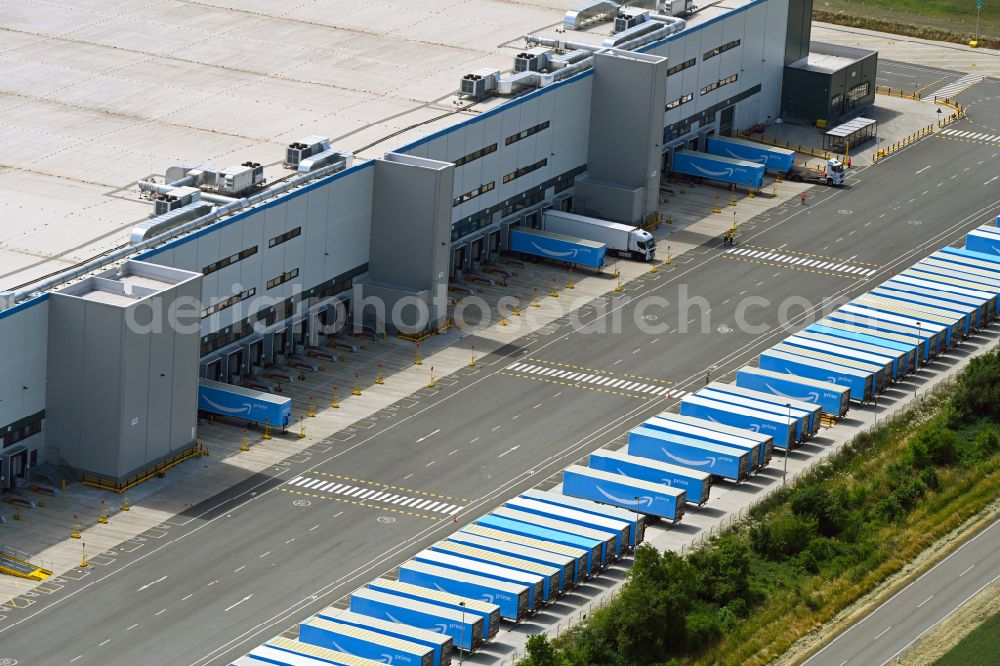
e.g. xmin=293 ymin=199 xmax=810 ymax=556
xmin=523 ymin=634 xmax=564 ymax=666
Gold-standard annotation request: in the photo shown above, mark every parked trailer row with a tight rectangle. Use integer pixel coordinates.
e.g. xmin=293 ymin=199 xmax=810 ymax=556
xmin=396 ymin=560 xmax=523 ymax=627
xmin=645 ymin=413 xmax=774 ymax=468
xmin=562 ymin=464 xmax=687 ymax=521
xmin=628 ymin=425 xmax=752 ymax=481
xmin=315 ymin=608 xmax=452 ymax=666
xmin=459 ymin=523 xmax=589 ymax=585
xmin=695 ymin=386 xmax=813 ymax=441
xmin=735 ymin=366 xmax=849 ymax=418
xmin=703 ymin=381 xmax=822 ymax=436
xmin=349 ymin=587 xmax=485 ymax=652
xmin=367 ymin=576 xmax=502 ymax=640
xmin=520 ymin=487 xmax=646 ymax=548
xmin=298 ymin=616 xmax=436 ymax=666
xmin=679 ymin=394 xmax=797 ymax=450
xmin=587 ymin=448 xmax=712 ymax=506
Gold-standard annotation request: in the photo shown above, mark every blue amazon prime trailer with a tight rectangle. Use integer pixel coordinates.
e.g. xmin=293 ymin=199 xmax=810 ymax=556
xmin=876 ymin=283 xmax=985 ymax=330
xmin=490 ymin=506 xmax=619 ymax=568
xmin=706 ymin=135 xmax=795 ymax=173
xmin=255 ymin=637 xmax=385 ymax=666
xmin=627 ymin=426 xmax=750 ymax=481
xmin=427 ymin=541 xmax=562 ymax=603
xmin=813 ymin=318 xmax=926 ymax=367
xmin=703 ymin=381 xmax=822 ymax=436
xmin=965 ymin=225 xmax=1000 ymax=255
xmin=446 ymin=532 xmax=577 ymax=592
xmin=366 ymin=577 xmax=501 ymax=639
xmin=644 ymin=413 xmax=773 ymax=468
xmin=671 ymin=150 xmax=765 ymax=189
xmin=298 ymin=617 xmax=435 ymax=666
xmin=870 ymin=287 xmax=976 ymax=335
xmin=639 ymin=418 xmax=761 ymax=471
xmin=587 ymin=447 xmax=712 ymax=506
xmin=916 ymin=256 xmax=1000 ymax=290
xmin=758 ymin=348 xmax=873 ymax=403
xmin=736 ymin=366 xmax=850 ymax=418
xmin=829 ymin=305 xmax=945 ymax=359
xmin=805 ymin=324 xmax=916 ymax=374
xmin=349 ymin=587 xmax=484 ymax=653
xmin=508 ymin=227 xmax=606 ymax=270
xmin=696 ymin=386 xmax=814 ymax=440
xmin=889 ymin=274 xmax=996 ymax=321
xmin=562 ymin=464 xmax=687 ymax=522
xmin=459 ymin=523 xmax=589 ymax=586
xmin=936 ymin=245 xmax=1000 ymax=274
xmin=679 ymin=394 xmax=798 ymax=449
xmin=906 ymin=264 xmax=1000 ymax=310
xmin=473 ymin=514 xmax=604 ymax=577
xmin=198 ymin=378 xmax=292 ymax=428
xmin=503 ymin=497 xmax=632 ymax=556
xmin=770 ymin=341 xmax=886 ymax=394
xmin=314 ymin=608 xmax=452 ymax=666
xmin=393 ymin=561 xmax=523 ymax=627
xmin=412 ymin=549 xmax=547 ymax=609
xmin=851 ymin=295 xmax=963 ymax=346
xmin=782 ymin=335 xmax=896 ymax=384
xmin=792 ymin=330 xmax=907 ymax=380
xmin=520 ymin=488 xmax=646 ymax=548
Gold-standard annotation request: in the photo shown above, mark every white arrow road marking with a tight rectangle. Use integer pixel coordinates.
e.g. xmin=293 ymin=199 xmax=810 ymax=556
xmin=224 ymin=594 xmax=253 ymax=612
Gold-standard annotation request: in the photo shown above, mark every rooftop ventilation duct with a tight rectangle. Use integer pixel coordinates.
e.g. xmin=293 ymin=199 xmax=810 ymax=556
xmin=564 ymin=1 xmax=621 ymax=30
xmin=130 ymin=201 xmax=213 ymax=245
xmin=297 ymin=148 xmax=353 ymax=174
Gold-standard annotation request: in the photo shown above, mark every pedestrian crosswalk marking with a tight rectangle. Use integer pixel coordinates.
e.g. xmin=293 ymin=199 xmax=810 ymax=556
xmin=284 ymin=476 xmax=465 ymax=517
xmin=938 ymin=127 xmax=1000 ymax=145
xmin=722 ymin=246 xmax=876 ymax=278
xmin=930 ymin=73 xmax=985 ymax=100
xmin=502 ymin=359 xmax=679 ymax=400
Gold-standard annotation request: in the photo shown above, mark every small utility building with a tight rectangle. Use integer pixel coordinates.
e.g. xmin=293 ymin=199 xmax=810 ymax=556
xmin=781 ymin=42 xmax=878 ymax=125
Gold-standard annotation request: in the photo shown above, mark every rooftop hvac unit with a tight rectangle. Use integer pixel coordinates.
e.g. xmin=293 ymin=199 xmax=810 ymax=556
xmin=514 ymin=46 xmax=551 ymax=73
xmin=153 ymin=186 xmax=201 ymax=216
xmin=217 ymin=163 xmax=264 ymax=196
xmin=661 ymin=0 xmax=693 ymax=16
xmin=284 ymin=135 xmax=330 ymax=169
xmin=131 ymin=201 xmax=213 ymax=245
xmin=460 ymin=68 xmax=500 ymax=100
xmin=614 ymin=8 xmax=649 ymax=32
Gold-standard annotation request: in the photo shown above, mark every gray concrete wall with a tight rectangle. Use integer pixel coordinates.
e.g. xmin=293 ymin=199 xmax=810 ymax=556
xmin=586 ymin=51 xmax=667 ymax=224
xmin=365 ymin=153 xmax=454 ymax=332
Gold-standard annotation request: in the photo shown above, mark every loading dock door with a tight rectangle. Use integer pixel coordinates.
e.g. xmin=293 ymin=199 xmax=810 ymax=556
xmin=452 ymin=245 xmax=467 ymax=277
xmin=226 ymin=348 xmax=244 ymax=382
xmin=720 ymin=106 xmax=735 ymax=136
xmin=471 ymin=237 xmax=484 ymax=264
xmin=489 ymin=230 xmax=500 ymax=258
xmin=206 ymin=358 xmax=223 ymax=382
xmin=248 ymin=339 xmax=263 ymax=373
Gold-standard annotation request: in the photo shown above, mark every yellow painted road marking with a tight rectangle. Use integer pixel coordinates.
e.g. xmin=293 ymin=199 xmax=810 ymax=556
xmin=525 ymin=358 xmax=672 ymax=384
xmin=499 ymin=371 xmax=662 ymax=401
xmin=279 ymin=487 xmax=440 ymax=521
xmin=741 ymin=244 xmax=879 ymax=267
xmin=915 ymin=74 xmax=951 ymax=94
xmin=313 ymin=472 xmax=467 ymax=503
xmin=721 ymin=254 xmax=864 ymax=280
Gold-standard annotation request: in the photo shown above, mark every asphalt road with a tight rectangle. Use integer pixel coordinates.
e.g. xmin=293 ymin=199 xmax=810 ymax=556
xmin=0 ymin=74 xmax=997 ymax=666
xmin=803 ymin=518 xmax=1000 ymax=666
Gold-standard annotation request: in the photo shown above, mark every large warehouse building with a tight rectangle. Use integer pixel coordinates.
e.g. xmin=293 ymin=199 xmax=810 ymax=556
xmin=0 ymin=0 xmax=869 ymax=485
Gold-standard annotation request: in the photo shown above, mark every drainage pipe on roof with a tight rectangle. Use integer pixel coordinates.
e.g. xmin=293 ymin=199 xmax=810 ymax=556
xmin=12 ymin=157 xmax=350 ymax=303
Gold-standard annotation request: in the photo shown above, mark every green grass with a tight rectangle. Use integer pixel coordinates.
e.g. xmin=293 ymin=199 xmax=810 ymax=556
xmin=816 ymin=0 xmax=999 ymax=44
xmin=933 ymin=608 xmax=1000 ymax=666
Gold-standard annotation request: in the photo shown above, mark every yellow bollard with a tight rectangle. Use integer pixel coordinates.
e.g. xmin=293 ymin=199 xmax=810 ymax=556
xmin=427 ymin=366 xmax=437 ymax=389
xmin=307 ymin=397 xmax=316 ymax=417
xmin=80 ymin=542 xmax=88 ymax=568
xmin=614 ymin=273 xmax=624 ymax=292
xmin=469 ymin=347 xmax=477 ymax=367
xmin=375 ymin=363 xmax=385 ymax=385
xmin=298 ymin=417 xmax=306 ymax=439
xmin=531 ymin=288 xmax=540 ymax=307
xmin=263 ymin=418 xmax=272 ymax=441
xmin=71 ymin=514 xmax=81 ymax=539
xmin=331 ymin=386 xmax=340 ymax=409
xmin=352 ymin=371 xmax=362 ymax=396
xmin=665 ymin=245 xmax=672 ymax=265
xmin=415 ymin=343 xmax=423 ymax=366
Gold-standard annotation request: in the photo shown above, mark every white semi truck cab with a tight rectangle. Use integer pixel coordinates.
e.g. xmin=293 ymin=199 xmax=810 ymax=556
xmin=825 ymin=159 xmax=845 ymax=185
xmin=541 ymin=210 xmax=656 ymax=262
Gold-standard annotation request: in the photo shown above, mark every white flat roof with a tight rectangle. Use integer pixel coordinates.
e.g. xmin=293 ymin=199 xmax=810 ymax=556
xmin=0 ymin=0 xmax=753 ymax=292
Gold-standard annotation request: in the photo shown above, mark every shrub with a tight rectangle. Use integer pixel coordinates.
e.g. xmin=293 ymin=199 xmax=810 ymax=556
xmin=975 ymin=428 xmax=1000 ymax=457
xmin=920 ymin=467 xmax=940 ymax=492
xmin=893 ymin=477 xmax=926 ymax=513
xmin=790 ymin=484 xmax=850 ymax=537
xmin=765 ymin=514 xmax=817 ymax=560
xmin=873 ymin=495 xmax=904 ymax=523
xmin=688 ymin=538 xmax=753 ymax=606
xmin=909 ymin=421 xmax=958 ymax=467
xmin=684 ymin=606 xmax=722 ymax=653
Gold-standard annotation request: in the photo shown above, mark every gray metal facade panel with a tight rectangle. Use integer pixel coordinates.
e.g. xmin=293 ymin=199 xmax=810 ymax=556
xmin=171 ymin=278 xmax=202 ymax=449
xmin=121 ymin=305 xmax=152 ymax=476
xmin=145 ymin=301 xmax=175 ymax=461
xmin=45 ymin=296 xmax=85 ymax=466
xmin=81 ymin=300 xmax=124 ymax=475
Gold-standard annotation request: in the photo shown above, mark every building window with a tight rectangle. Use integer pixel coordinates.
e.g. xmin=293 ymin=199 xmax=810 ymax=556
xmin=505 ymin=121 xmax=550 ymax=146
xmin=847 ymin=82 xmax=871 ymax=104
xmin=453 ymin=181 xmax=495 ymax=207
xmin=203 ymin=246 xmax=258 ymax=276
xmin=266 ymin=268 xmax=299 ymax=290
xmin=268 ymin=227 xmax=301 ymax=249
xmin=666 ymin=93 xmax=694 ymax=110
xmin=667 ymin=58 xmax=696 ymax=77
xmin=554 ymin=173 xmax=576 ymax=194
xmin=3 ymin=417 xmax=42 ymax=449
xmin=831 ymin=94 xmax=844 ymax=113
xmin=700 ymin=74 xmax=738 ymax=95
xmin=454 ymin=143 xmax=498 ymax=167
xmin=703 ymin=40 xmax=740 ymax=60
xmin=503 ymin=158 xmax=548 ymax=184
xmin=201 ymin=288 xmax=256 ymax=318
